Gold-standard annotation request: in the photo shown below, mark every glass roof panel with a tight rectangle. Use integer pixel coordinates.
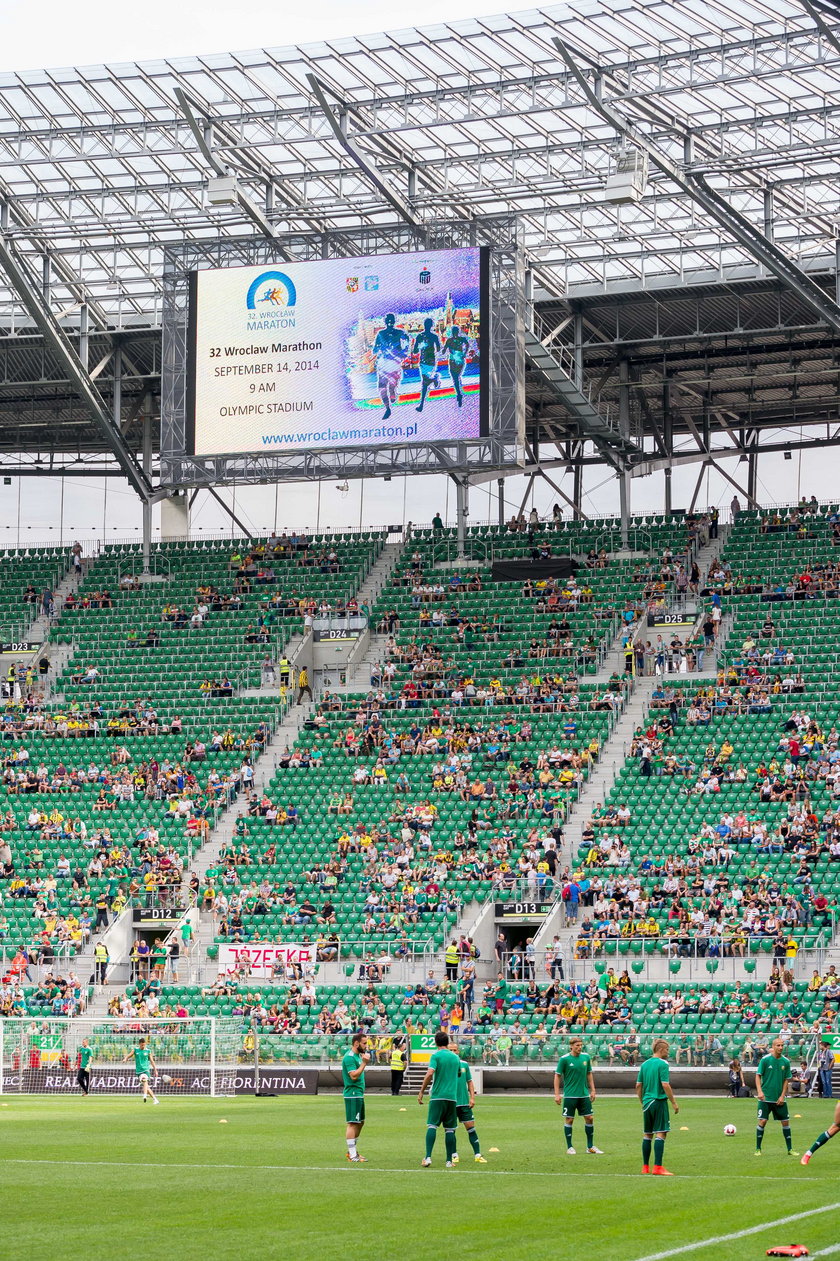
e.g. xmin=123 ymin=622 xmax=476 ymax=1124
xmin=0 ymin=0 xmax=831 ymax=318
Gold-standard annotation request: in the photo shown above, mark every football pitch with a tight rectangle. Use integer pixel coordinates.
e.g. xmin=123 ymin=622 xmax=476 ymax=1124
xmin=3 ymin=1094 xmax=840 ymax=1261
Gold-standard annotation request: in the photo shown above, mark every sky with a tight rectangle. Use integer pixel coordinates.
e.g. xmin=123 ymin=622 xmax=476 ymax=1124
xmin=0 ymin=0 xmax=513 ymax=71
xmin=0 ymin=0 xmax=827 ymax=544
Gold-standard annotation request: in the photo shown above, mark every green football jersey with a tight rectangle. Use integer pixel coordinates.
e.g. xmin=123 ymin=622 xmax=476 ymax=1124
xmin=429 ymin=1048 xmax=462 ymax=1101
xmin=556 ymin=1051 xmax=592 ymax=1098
xmin=342 ymin=1051 xmax=365 ymax=1099
xmin=133 ymin=1046 xmax=152 ymax=1075
xmin=757 ymin=1053 xmax=791 ymax=1100
xmin=456 ymin=1058 xmax=472 ymax=1108
xmin=637 ymin=1055 xmax=670 ymax=1109
xmin=79 ymin=1046 xmax=92 ymax=1070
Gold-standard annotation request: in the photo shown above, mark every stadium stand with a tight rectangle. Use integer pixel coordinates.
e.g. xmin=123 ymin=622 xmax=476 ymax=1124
xmin=11 ymin=507 xmax=840 ymax=1077
xmin=0 ymin=533 xmax=382 ymax=1017
xmin=572 ymin=502 xmax=840 ymax=969
xmin=50 ymin=532 xmax=383 ymax=712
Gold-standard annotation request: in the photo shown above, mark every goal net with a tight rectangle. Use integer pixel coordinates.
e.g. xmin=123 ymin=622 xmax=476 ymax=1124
xmin=0 ymin=1017 xmax=244 ymax=1096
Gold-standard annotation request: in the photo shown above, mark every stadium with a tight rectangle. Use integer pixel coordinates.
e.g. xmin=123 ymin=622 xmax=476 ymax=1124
xmin=4 ymin=0 xmax=840 ymax=1257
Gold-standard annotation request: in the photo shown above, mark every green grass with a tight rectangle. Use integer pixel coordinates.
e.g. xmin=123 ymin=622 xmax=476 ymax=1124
xmin=2 ymin=1094 xmax=839 ymax=1260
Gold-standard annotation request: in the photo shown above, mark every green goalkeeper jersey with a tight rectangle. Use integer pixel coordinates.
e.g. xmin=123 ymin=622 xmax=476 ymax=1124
xmin=556 ymin=1051 xmax=592 ymax=1097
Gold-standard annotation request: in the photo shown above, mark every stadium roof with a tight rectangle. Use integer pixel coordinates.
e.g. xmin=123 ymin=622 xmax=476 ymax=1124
xmin=1 ymin=0 xmax=840 ymax=496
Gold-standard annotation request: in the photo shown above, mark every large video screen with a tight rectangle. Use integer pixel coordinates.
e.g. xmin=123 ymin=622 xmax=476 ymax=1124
xmin=187 ymin=247 xmax=488 ymax=456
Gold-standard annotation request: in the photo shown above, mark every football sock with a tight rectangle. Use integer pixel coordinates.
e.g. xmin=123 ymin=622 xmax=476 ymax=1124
xmin=425 ymin=1127 xmax=437 ymax=1159
xmin=642 ymin=1138 xmax=652 ymax=1165
xmin=809 ymin=1130 xmax=833 ymax=1153
xmin=755 ymin=1127 xmax=764 ymax=1150
xmin=782 ymin=1125 xmax=792 ymax=1153
xmin=564 ymin=1125 xmax=574 ymax=1150
xmin=444 ymin=1129 xmax=457 ymax=1161
xmin=346 ymin=1138 xmax=357 ymax=1157
xmin=467 ymin=1127 xmax=481 ymax=1155
xmin=653 ymin=1139 xmax=665 ymax=1167
xmin=585 ymin=1125 xmax=594 ymax=1149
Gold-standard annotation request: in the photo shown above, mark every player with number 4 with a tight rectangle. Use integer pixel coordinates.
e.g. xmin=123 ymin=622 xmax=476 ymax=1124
xmin=342 ymin=1031 xmax=370 ymax=1162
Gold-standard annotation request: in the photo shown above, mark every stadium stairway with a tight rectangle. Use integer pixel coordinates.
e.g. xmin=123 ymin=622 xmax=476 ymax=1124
xmin=326 ymin=631 xmax=392 ymax=695
xmin=696 ymin=607 xmax=734 ymax=677
xmin=515 ymin=678 xmax=656 ymax=970
xmin=25 ymin=563 xmax=79 ymax=647
xmin=695 ymin=524 xmax=729 ymax=580
xmin=314 ymin=538 xmax=407 ymax=696
xmin=183 ymin=695 xmax=318 ymax=969
xmin=35 ymin=640 xmax=76 ymax=701
xmin=353 ymin=538 xmax=407 ymax=608
xmin=449 ymin=681 xmax=652 ymax=982
xmin=587 ymin=528 xmax=727 ymax=686
xmin=75 ymin=683 xmax=320 ymax=1004
xmin=559 ymin=676 xmax=655 ymax=867
xmin=238 ymin=630 xmax=307 ymax=697
xmin=32 ymin=553 xmax=98 ymax=696
xmin=232 ymin=537 xmax=404 ymax=700
xmin=591 ymin=619 xmax=640 ymax=683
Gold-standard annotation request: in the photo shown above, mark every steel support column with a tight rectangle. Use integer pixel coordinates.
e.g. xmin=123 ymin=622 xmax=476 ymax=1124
xmin=618 ymin=361 xmax=631 ymax=548
xmin=497 ymin=478 xmax=504 ymax=529
xmin=747 ymin=451 xmax=758 ymax=505
xmin=573 ymin=457 xmax=583 ymax=521
xmin=79 ymin=303 xmax=89 ymax=372
xmin=663 ymin=379 xmax=673 ymax=516
xmin=573 ymin=311 xmax=584 ymax=391
xmin=454 ymin=476 xmax=468 ymax=558
xmin=142 ymin=395 xmax=153 ymax=573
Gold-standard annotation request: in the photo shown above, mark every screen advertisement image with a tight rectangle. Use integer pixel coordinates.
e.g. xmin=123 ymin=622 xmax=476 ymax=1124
xmin=187 ymin=247 xmax=488 ymax=457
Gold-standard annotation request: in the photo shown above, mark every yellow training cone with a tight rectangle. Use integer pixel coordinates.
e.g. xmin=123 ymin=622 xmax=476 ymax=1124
xmin=679 ymin=1126 xmax=689 ymax=1131
xmin=219 ymin=1119 xmax=228 ymax=1124
xmin=489 ymin=1147 xmax=500 ymax=1152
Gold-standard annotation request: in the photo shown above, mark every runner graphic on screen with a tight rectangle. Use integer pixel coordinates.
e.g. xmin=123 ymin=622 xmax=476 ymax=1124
xmin=372 ymin=314 xmax=410 ymax=420
xmin=443 ymin=325 xmax=471 ymax=407
xmin=414 ymin=318 xmax=442 ymax=414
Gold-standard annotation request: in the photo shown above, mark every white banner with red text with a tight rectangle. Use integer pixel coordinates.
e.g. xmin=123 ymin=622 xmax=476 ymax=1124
xmin=217 ymin=942 xmax=315 ymax=978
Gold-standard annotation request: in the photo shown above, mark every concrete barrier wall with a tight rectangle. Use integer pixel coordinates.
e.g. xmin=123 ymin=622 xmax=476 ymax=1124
xmin=306 ymin=1065 xmax=740 ymax=1093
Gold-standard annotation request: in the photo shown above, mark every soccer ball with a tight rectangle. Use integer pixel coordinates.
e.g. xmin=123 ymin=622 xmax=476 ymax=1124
xmin=724 ymin=1124 xmax=737 ymax=1136
xmin=161 ymin=1074 xmax=173 ymax=1085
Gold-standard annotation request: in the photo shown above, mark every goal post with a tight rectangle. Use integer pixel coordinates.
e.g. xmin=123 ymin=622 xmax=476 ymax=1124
xmin=0 ymin=1017 xmax=244 ymax=1096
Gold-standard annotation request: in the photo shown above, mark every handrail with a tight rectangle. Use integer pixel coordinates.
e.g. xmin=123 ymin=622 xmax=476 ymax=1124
xmin=0 ymin=504 xmax=760 ymax=557
xmin=343 ymin=626 xmax=371 ymax=679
